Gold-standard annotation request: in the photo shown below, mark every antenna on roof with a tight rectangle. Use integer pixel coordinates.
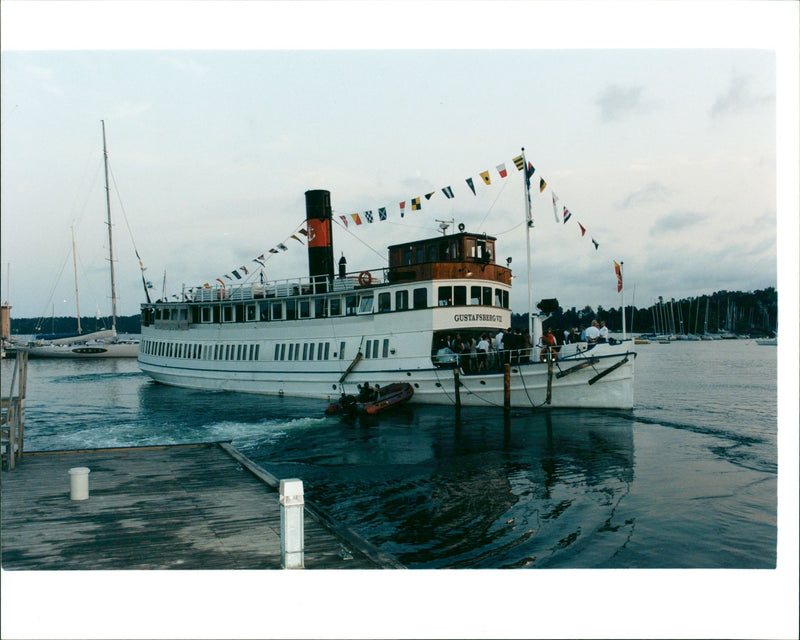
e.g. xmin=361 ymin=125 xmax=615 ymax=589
xmin=435 ymin=218 xmax=454 ymax=236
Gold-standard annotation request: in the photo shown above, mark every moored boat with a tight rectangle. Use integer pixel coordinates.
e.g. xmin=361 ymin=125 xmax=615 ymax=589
xmin=138 ymin=155 xmax=635 ymax=409
xmin=326 ymin=382 xmax=414 ymax=417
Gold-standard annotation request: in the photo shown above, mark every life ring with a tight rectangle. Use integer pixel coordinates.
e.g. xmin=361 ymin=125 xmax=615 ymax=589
xmin=539 ymin=347 xmax=557 ymax=362
xmin=358 ymin=271 xmax=373 ymax=287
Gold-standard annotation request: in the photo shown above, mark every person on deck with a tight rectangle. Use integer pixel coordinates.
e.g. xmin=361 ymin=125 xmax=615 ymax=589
xmin=585 ymin=321 xmax=601 ymax=344
xmin=476 ymin=333 xmax=490 ymax=372
xmin=599 ymin=320 xmax=609 ymax=343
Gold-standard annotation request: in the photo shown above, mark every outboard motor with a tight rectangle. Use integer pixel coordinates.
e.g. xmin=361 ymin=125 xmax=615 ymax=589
xmin=305 ymin=190 xmax=335 ymax=293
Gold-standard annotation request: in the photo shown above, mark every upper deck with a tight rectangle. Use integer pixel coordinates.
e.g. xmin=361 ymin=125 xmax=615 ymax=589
xmin=387 ymin=232 xmax=511 ymax=286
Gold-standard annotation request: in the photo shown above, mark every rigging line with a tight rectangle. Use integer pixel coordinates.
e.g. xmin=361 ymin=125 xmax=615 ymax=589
xmin=494 ymin=220 xmax=526 ymax=237
xmin=475 ymin=177 xmax=510 ymax=233
xmin=108 ymin=165 xmax=147 ymax=263
xmin=331 ymin=217 xmax=389 ymax=264
xmin=35 ymin=245 xmax=73 ymax=330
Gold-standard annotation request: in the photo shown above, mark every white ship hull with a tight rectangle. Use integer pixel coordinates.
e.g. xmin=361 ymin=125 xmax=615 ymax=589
xmin=138 ymin=188 xmax=635 ymax=410
xmin=138 ymin=305 xmax=634 ymax=409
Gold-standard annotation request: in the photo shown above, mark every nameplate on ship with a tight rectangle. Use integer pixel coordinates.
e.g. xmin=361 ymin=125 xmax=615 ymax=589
xmin=453 ymin=313 xmax=505 ymax=323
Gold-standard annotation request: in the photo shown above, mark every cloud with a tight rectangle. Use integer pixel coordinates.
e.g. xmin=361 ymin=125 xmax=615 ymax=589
xmin=162 ymin=56 xmax=209 ymax=78
xmin=649 ymin=210 xmax=707 ymax=235
xmin=709 ymin=75 xmax=775 ymax=118
xmin=595 ymin=84 xmax=645 ymax=122
xmin=619 ymin=181 xmax=672 ymax=209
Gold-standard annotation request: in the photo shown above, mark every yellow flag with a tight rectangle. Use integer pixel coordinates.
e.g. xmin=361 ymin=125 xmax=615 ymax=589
xmin=480 ymin=171 xmax=491 ymax=185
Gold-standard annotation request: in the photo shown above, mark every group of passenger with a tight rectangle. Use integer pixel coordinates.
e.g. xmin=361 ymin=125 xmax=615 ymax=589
xmin=433 ymin=321 xmax=613 ymax=372
xmin=434 ymin=328 xmax=532 ymax=373
xmin=552 ymin=320 xmax=610 ymax=345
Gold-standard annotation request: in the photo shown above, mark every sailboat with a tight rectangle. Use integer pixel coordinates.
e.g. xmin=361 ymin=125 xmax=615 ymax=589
xmin=26 ymin=122 xmax=139 ymax=359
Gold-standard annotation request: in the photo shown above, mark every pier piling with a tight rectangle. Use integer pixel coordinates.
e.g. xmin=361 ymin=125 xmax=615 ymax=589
xmin=280 ymin=478 xmax=305 ymax=569
xmin=453 ymin=368 xmax=461 ymax=411
xmin=503 ymin=363 xmax=511 ymax=412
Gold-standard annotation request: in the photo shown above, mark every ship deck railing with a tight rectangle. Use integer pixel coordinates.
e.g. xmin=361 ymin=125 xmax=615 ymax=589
xmin=432 ymin=341 xmax=627 ymax=375
xmin=173 ymin=268 xmax=392 ymax=305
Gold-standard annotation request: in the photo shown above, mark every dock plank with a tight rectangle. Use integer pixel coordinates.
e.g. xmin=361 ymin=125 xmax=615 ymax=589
xmin=1 ymin=443 xmax=394 ymax=570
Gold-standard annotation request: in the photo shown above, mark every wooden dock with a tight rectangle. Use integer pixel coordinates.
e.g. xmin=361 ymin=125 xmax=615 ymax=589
xmin=1 ymin=442 xmax=402 ymax=570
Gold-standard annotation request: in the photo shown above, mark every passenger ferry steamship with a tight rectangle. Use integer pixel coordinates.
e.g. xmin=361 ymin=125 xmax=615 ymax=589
xmin=138 ymin=189 xmax=635 ymax=409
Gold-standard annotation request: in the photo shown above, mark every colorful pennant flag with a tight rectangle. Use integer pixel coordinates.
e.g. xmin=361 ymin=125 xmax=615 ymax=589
xmin=497 ymin=163 xmax=507 ymax=178
xmin=424 ymin=192 xmax=435 ymax=201
xmin=578 ymin=222 xmax=586 ymax=237
xmin=539 ymin=177 xmax=547 ymax=193
xmin=480 ymin=171 xmax=491 ymax=185
xmin=399 ymin=201 xmax=406 ymax=217
xmin=239 ymin=265 xmax=249 ymax=274
xmin=592 ymin=238 xmax=599 ymax=250
xmin=364 ymin=210 xmax=374 ymax=223
xmin=290 ymin=234 xmax=303 ymax=244
xmin=277 ymin=243 xmax=288 ymax=251
xmin=614 ymin=261 xmax=623 ymax=292
xmin=411 ymin=198 xmax=421 ymax=211
xmin=563 ymin=207 xmax=572 ymax=224
xmin=232 ymin=270 xmax=241 ymax=280
xmin=466 ymin=178 xmax=476 ymax=195
xmin=551 ymin=192 xmax=560 ymax=223
xmin=269 ymin=248 xmax=279 ymax=254
xmin=297 ymin=228 xmax=308 ymax=237
xmin=513 ymin=154 xmax=524 ymax=171
xmin=350 ymin=213 xmax=362 ymax=225
xmin=378 ymin=207 xmax=387 ymax=221
xmin=442 ymin=186 xmax=454 ymax=199
xmin=339 ymin=215 xmax=348 ymax=227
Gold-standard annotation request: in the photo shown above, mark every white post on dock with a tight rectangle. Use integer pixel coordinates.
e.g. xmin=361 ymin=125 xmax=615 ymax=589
xmin=68 ymin=467 xmax=90 ymax=500
xmin=279 ymin=478 xmax=305 ymax=569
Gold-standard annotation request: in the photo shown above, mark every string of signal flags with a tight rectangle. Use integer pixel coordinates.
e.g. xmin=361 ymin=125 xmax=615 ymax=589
xmin=205 ymin=150 xmax=615 ymax=290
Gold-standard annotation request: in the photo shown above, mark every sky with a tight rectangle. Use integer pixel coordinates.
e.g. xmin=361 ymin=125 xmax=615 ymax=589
xmin=1 ymin=2 xmax=796 ymax=326
xmin=1 ymin=2 xmax=798 ymax=639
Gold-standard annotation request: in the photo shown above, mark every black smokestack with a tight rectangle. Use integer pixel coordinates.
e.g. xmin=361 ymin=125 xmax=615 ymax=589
xmin=304 ymin=189 xmax=334 ymax=292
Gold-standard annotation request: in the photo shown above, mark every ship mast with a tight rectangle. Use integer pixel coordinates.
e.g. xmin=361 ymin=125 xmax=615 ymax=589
xmin=521 ymin=147 xmax=534 ymax=340
xmin=101 ymin=120 xmax=118 ymax=333
xmin=71 ymin=225 xmax=82 ymax=334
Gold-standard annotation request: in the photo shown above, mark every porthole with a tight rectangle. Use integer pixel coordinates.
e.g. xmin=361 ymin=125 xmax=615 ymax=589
xmin=332 ymin=384 xmax=337 ymax=390
xmin=414 ymin=383 xmax=420 ymax=388
xmin=406 ymin=371 xmax=412 ymax=377
xmin=480 ymin=380 xmax=486 ymax=385
xmin=435 ymin=382 xmax=441 ymax=387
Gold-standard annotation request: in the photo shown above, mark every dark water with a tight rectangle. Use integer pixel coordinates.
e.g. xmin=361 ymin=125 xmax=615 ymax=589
xmin=3 ymin=339 xmax=778 ymax=569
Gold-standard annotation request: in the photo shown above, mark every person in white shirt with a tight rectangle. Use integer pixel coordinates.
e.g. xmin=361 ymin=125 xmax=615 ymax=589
xmin=476 ymin=334 xmax=490 ymax=372
xmin=599 ymin=320 xmax=609 ymax=343
xmin=585 ymin=320 xmax=601 ymax=343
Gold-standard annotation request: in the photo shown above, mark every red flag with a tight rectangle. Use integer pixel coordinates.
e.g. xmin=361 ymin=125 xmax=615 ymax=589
xmin=614 ymin=261 xmax=623 ymax=292
xmin=578 ymin=222 xmax=586 ymax=236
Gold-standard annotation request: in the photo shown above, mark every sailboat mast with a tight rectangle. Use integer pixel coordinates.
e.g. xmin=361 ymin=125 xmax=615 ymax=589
xmin=101 ymin=120 xmax=117 ymax=332
xmin=521 ymin=147 xmax=534 ymax=340
xmin=71 ymin=225 xmax=82 ymax=334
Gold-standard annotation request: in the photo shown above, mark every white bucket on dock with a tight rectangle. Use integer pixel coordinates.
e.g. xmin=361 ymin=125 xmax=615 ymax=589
xmin=68 ymin=467 xmax=90 ymax=500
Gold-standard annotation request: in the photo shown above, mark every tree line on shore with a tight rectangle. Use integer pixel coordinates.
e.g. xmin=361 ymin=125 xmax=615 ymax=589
xmin=513 ymin=287 xmax=777 ymax=337
xmin=9 ymin=287 xmax=777 ymax=338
